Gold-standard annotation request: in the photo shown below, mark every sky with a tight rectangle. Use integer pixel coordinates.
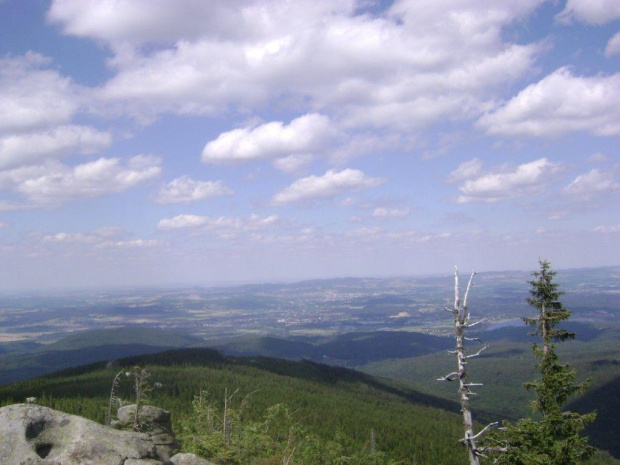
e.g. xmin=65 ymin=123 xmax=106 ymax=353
xmin=0 ymin=0 xmax=618 ymax=291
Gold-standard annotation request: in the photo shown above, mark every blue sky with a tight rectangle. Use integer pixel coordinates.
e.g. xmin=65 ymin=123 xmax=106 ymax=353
xmin=0 ymin=0 xmax=618 ymax=291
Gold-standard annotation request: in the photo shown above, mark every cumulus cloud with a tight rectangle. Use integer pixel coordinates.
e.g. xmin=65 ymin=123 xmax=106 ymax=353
xmin=0 ymin=125 xmax=111 ymax=171
xmin=0 ymin=52 xmax=81 ymax=134
xmin=273 ymin=154 xmax=313 ymax=174
xmin=556 ymin=0 xmax=620 ymax=24
xmin=446 ymin=158 xmax=483 ymax=183
xmin=478 ymin=68 xmax=620 ymax=137
xmin=155 ymin=175 xmax=233 ymax=204
xmin=271 ymin=169 xmax=385 ymax=204
xmin=605 ymin=32 xmax=620 ymax=57
xmin=47 ymin=0 xmax=257 ymax=49
xmin=15 ymin=155 xmax=161 ymax=205
xmin=49 ymin=0 xmax=545 ymax=129
xmin=563 ymin=168 xmax=619 ymax=199
xmin=157 ymin=213 xmax=278 ymax=237
xmin=456 ymin=158 xmax=561 ymax=203
xmin=372 ymin=207 xmax=411 ymax=218
xmin=202 ymin=114 xmax=333 ymax=163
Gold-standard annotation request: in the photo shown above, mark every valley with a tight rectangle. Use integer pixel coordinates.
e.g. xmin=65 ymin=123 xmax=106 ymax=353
xmin=0 ymin=266 xmax=619 ymax=463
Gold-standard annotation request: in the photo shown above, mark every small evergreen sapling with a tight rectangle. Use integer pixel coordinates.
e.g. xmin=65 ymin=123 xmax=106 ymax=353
xmin=496 ymin=261 xmax=596 ymax=464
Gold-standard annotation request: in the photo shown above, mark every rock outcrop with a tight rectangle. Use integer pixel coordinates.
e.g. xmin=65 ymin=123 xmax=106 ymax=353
xmin=0 ymin=404 xmax=215 ymax=465
xmin=168 ymin=453 xmax=215 ymax=465
xmin=114 ymin=405 xmax=180 ymax=460
xmin=0 ymin=403 xmax=157 ymax=464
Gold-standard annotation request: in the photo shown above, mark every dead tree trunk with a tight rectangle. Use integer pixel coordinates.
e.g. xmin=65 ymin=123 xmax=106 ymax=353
xmin=438 ymin=267 xmax=502 ymax=464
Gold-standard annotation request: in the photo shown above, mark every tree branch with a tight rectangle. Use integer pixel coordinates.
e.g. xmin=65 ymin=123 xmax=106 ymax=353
xmin=437 ymin=372 xmax=461 ymax=382
xmin=465 ymin=318 xmax=487 ymax=328
xmin=463 ymin=271 xmax=477 ymax=309
xmin=464 ymin=346 xmax=488 ymax=359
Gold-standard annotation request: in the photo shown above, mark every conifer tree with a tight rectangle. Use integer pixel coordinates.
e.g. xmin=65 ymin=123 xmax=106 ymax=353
xmin=497 ymin=260 xmax=596 ymax=464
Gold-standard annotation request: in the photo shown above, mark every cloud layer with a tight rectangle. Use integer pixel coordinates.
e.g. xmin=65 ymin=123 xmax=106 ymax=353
xmin=478 ymin=68 xmax=620 ymax=137
xmin=272 ymin=169 xmax=385 ymax=204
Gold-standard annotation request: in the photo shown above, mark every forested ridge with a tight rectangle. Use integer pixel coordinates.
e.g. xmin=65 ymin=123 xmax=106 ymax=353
xmin=1 ymin=348 xmax=470 ymax=464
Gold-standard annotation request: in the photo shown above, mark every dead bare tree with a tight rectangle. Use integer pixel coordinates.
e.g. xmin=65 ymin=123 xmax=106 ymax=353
xmin=437 ymin=267 xmax=505 ymax=464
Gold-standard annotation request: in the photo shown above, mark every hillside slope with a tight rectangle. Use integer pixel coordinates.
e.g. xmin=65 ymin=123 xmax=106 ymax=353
xmin=0 ymin=348 xmax=472 ymax=464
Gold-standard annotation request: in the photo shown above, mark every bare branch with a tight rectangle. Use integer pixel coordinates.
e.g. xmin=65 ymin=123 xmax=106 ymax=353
xmin=454 ymin=265 xmax=460 ymax=310
xmin=437 ymin=372 xmax=461 ymax=382
xmin=464 ymin=346 xmax=488 ymax=359
xmin=477 ymin=446 xmax=509 ymax=455
xmin=463 ymin=271 xmax=477 ymax=308
xmin=468 ymin=422 xmax=500 ymax=442
xmin=465 ymin=318 xmax=488 ymax=328
xmin=464 ymin=337 xmax=481 ymax=342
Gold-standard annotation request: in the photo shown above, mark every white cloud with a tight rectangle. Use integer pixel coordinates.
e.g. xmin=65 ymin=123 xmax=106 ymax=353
xmin=372 ymin=207 xmax=411 ymax=218
xmin=47 ymin=0 xmax=256 ymax=49
xmin=478 ymin=68 xmax=620 ymax=137
xmin=43 ymin=232 xmax=98 ymax=244
xmin=0 ymin=52 xmax=81 ymax=134
xmin=457 ymin=158 xmax=561 ymax=203
xmin=556 ymin=0 xmax=620 ymax=24
xmin=271 ymin=169 xmax=385 ymax=204
xmin=49 ymin=0 xmax=545 ymax=130
xmin=587 ymin=152 xmax=609 ymax=163
xmin=605 ymin=32 xmax=620 ymax=57
xmin=202 ymin=114 xmax=333 ymax=163
xmin=41 ymin=229 xmax=162 ymax=249
xmin=157 ymin=213 xmax=278 ymax=237
xmin=563 ymin=168 xmax=619 ymax=198
xmin=446 ymin=158 xmax=483 ymax=183
xmin=97 ymin=239 xmax=162 ymax=249
xmin=273 ymin=154 xmax=313 ymax=174
xmin=591 ymin=224 xmax=620 ymax=233
xmin=0 ymin=125 xmax=111 ymax=171
xmin=16 ymin=155 xmax=161 ymax=205
xmin=155 ymin=175 xmax=233 ymax=204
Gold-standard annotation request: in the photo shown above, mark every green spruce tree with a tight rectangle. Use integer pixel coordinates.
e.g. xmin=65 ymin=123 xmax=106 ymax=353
xmin=497 ymin=260 xmax=596 ymax=464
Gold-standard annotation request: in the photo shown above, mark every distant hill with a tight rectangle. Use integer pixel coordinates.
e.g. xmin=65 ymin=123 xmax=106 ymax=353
xmin=0 ymin=327 xmax=206 ymax=385
xmin=315 ymin=331 xmax=452 ymax=365
xmin=210 ymin=330 xmax=453 ymax=365
xmin=469 ymin=321 xmax=605 ymax=344
xmin=43 ymin=327 xmax=206 ymax=350
xmin=569 ymin=373 xmax=620 ymax=459
xmin=1 ymin=328 xmax=452 ymax=385
xmin=209 ymin=335 xmax=317 ymax=360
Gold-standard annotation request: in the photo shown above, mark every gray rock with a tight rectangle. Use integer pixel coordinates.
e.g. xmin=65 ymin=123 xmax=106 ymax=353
xmin=117 ymin=405 xmax=171 ymax=426
xmin=0 ymin=404 xmax=160 ymax=465
xmin=124 ymin=460 xmax=165 ymax=465
xmin=115 ymin=405 xmax=180 ymax=461
xmin=169 ymin=453 xmax=217 ymax=465
xmin=0 ymin=404 xmax=161 ymax=465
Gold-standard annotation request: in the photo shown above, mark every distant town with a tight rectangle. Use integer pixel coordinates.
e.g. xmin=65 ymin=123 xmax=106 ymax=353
xmin=1 ymin=266 xmax=618 ymax=346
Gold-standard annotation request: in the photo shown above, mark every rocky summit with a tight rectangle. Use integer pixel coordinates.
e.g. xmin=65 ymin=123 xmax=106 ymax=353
xmin=0 ymin=404 xmax=214 ymax=465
